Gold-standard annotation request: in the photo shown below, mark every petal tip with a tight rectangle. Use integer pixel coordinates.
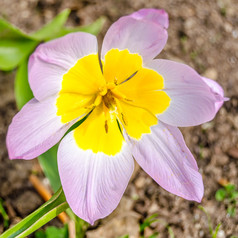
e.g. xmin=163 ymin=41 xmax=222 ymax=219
xmin=193 ymin=187 xmax=204 ymax=203
xmin=130 ymin=8 xmax=169 ymax=29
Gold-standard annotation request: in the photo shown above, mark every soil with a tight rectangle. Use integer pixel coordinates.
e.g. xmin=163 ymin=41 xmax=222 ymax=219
xmin=0 ymin=0 xmax=238 ymax=237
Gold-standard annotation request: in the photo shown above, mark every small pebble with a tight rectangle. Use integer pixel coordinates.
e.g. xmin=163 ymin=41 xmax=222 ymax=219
xmin=217 ymin=230 xmax=225 ymax=238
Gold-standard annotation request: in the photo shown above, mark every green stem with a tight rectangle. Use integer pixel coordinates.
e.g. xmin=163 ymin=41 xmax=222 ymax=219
xmin=66 ymin=208 xmax=89 ymax=238
xmin=0 ymin=187 xmax=69 ymax=238
xmin=75 ymin=216 xmax=89 ymax=238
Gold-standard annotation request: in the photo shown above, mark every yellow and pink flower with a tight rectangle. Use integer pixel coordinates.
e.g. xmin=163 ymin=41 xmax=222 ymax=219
xmin=7 ymin=9 xmax=225 ymax=224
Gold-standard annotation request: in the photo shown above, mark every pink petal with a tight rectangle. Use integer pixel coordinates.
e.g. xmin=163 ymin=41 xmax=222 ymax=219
xmin=147 ymin=59 xmax=219 ymax=127
xmin=57 ymin=131 xmax=134 ymax=225
xmin=202 ymin=77 xmax=227 ymax=113
xmin=29 ymin=32 xmax=98 ymax=101
xmin=7 ymin=96 xmax=75 ymax=160
xmin=130 ymin=8 xmax=169 ymax=29
xmin=126 ymin=122 xmax=204 ymax=202
xmin=101 ymin=10 xmax=168 ymax=62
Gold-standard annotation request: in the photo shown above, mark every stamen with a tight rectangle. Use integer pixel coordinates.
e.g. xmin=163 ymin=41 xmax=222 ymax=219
xmin=105 ymin=120 xmax=108 ymax=133
xmin=98 ymin=53 xmax=104 ymax=74
xmin=121 ymin=113 xmax=128 ymax=126
xmin=114 ymin=99 xmax=128 ymax=126
xmin=94 ymin=95 xmax=102 ymax=106
xmin=84 ymin=105 xmax=95 ymax=110
xmin=103 ymin=102 xmax=110 ymax=133
xmin=119 ymin=71 xmax=138 ymax=85
xmin=99 ymin=86 xmax=107 ymax=96
xmin=84 ymin=95 xmax=102 ymax=109
xmin=112 ymin=89 xmax=133 ymax=102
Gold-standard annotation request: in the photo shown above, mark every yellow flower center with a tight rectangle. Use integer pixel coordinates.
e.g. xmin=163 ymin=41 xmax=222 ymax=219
xmin=56 ymin=49 xmax=171 ymax=155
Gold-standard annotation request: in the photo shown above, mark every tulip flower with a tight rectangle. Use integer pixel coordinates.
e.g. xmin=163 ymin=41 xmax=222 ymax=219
xmin=7 ymin=9 xmax=225 ymax=224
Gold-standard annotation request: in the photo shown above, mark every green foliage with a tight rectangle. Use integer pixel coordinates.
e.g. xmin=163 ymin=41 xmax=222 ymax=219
xmin=0 ymin=18 xmax=38 ymax=71
xmin=15 ymin=58 xmax=34 ymax=109
xmin=198 ymin=205 xmax=221 ymax=238
xmin=167 ymin=226 xmax=175 ymax=238
xmin=0 ymin=187 xmax=68 ymax=238
xmin=31 ymin=10 xmax=105 ymax=41
xmin=140 ymin=214 xmax=159 ymax=238
xmin=215 ymin=189 xmax=226 ymax=201
xmin=38 ymin=144 xmax=61 ymax=192
xmin=35 ymin=225 xmax=68 ymax=238
xmin=0 ymin=9 xmax=105 ymax=71
xmin=31 ymin=9 xmax=71 ymax=41
xmin=190 ymin=50 xmax=199 ymax=60
xmin=74 ymin=215 xmax=89 ymax=238
xmin=215 ymin=183 xmax=238 ymax=217
xmin=117 ymin=214 xmax=160 ymax=238
xmin=0 ymin=198 xmax=9 ymax=228
xmin=220 ymin=8 xmax=227 ymax=17
xmin=0 ymin=25 xmax=36 ymax=71
xmin=55 ymin=16 xmax=106 ymax=37
xmin=0 ymin=39 xmax=38 ymax=71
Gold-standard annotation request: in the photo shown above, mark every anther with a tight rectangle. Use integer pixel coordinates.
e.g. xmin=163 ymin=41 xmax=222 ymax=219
xmin=94 ymin=95 xmax=102 ymax=106
xmin=112 ymin=89 xmax=133 ymax=102
xmin=121 ymin=113 xmax=128 ymax=126
xmin=99 ymin=86 xmax=107 ymax=96
xmin=105 ymin=120 xmax=108 ymax=133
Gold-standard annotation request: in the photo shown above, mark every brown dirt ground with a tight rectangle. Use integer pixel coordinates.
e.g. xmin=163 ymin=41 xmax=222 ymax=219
xmin=0 ymin=0 xmax=238 ymax=237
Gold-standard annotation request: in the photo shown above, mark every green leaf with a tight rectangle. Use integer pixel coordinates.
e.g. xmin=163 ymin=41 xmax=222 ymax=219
xmin=52 ymin=16 xmax=106 ymax=39
xmin=215 ymin=189 xmax=226 ymax=201
xmin=31 ymin=9 xmax=71 ymax=41
xmin=167 ymin=226 xmax=175 ymax=238
xmin=45 ymin=225 xmax=68 ymax=238
xmin=148 ymin=233 xmax=159 ymax=238
xmin=140 ymin=214 xmax=159 ymax=233
xmin=0 ymin=39 xmax=38 ymax=71
xmin=68 ymin=16 xmax=106 ymax=35
xmin=227 ymin=206 xmax=236 ymax=217
xmin=231 ymin=191 xmax=238 ymax=200
xmin=212 ymin=223 xmax=221 ymax=238
xmin=0 ymin=18 xmax=32 ymax=40
xmin=74 ymin=215 xmax=89 ymax=238
xmin=0 ymin=12 xmax=105 ymax=71
xmin=15 ymin=59 xmax=34 ymax=109
xmin=0 ymin=18 xmax=38 ymax=71
xmin=35 ymin=230 xmax=46 ymax=238
xmin=198 ymin=205 xmax=213 ymax=235
xmin=0 ymin=198 xmax=9 ymax=228
xmin=35 ymin=225 xmax=68 ymax=238
xmin=0 ymin=187 xmax=68 ymax=238
xmin=38 ymin=144 xmax=61 ymax=193
xmin=225 ymin=184 xmax=236 ymax=193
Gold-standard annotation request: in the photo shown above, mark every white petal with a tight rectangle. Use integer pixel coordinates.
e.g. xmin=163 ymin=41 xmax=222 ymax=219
xmin=58 ymin=131 xmax=134 ymax=224
xmin=147 ymin=59 xmax=218 ymax=127
xmin=126 ymin=122 xmax=204 ymax=202
xmin=7 ymin=96 xmax=75 ymax=160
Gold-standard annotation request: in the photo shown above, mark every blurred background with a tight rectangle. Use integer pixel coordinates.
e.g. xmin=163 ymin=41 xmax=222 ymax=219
xmin=0 ymin=0 xmax=237 ymax=237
